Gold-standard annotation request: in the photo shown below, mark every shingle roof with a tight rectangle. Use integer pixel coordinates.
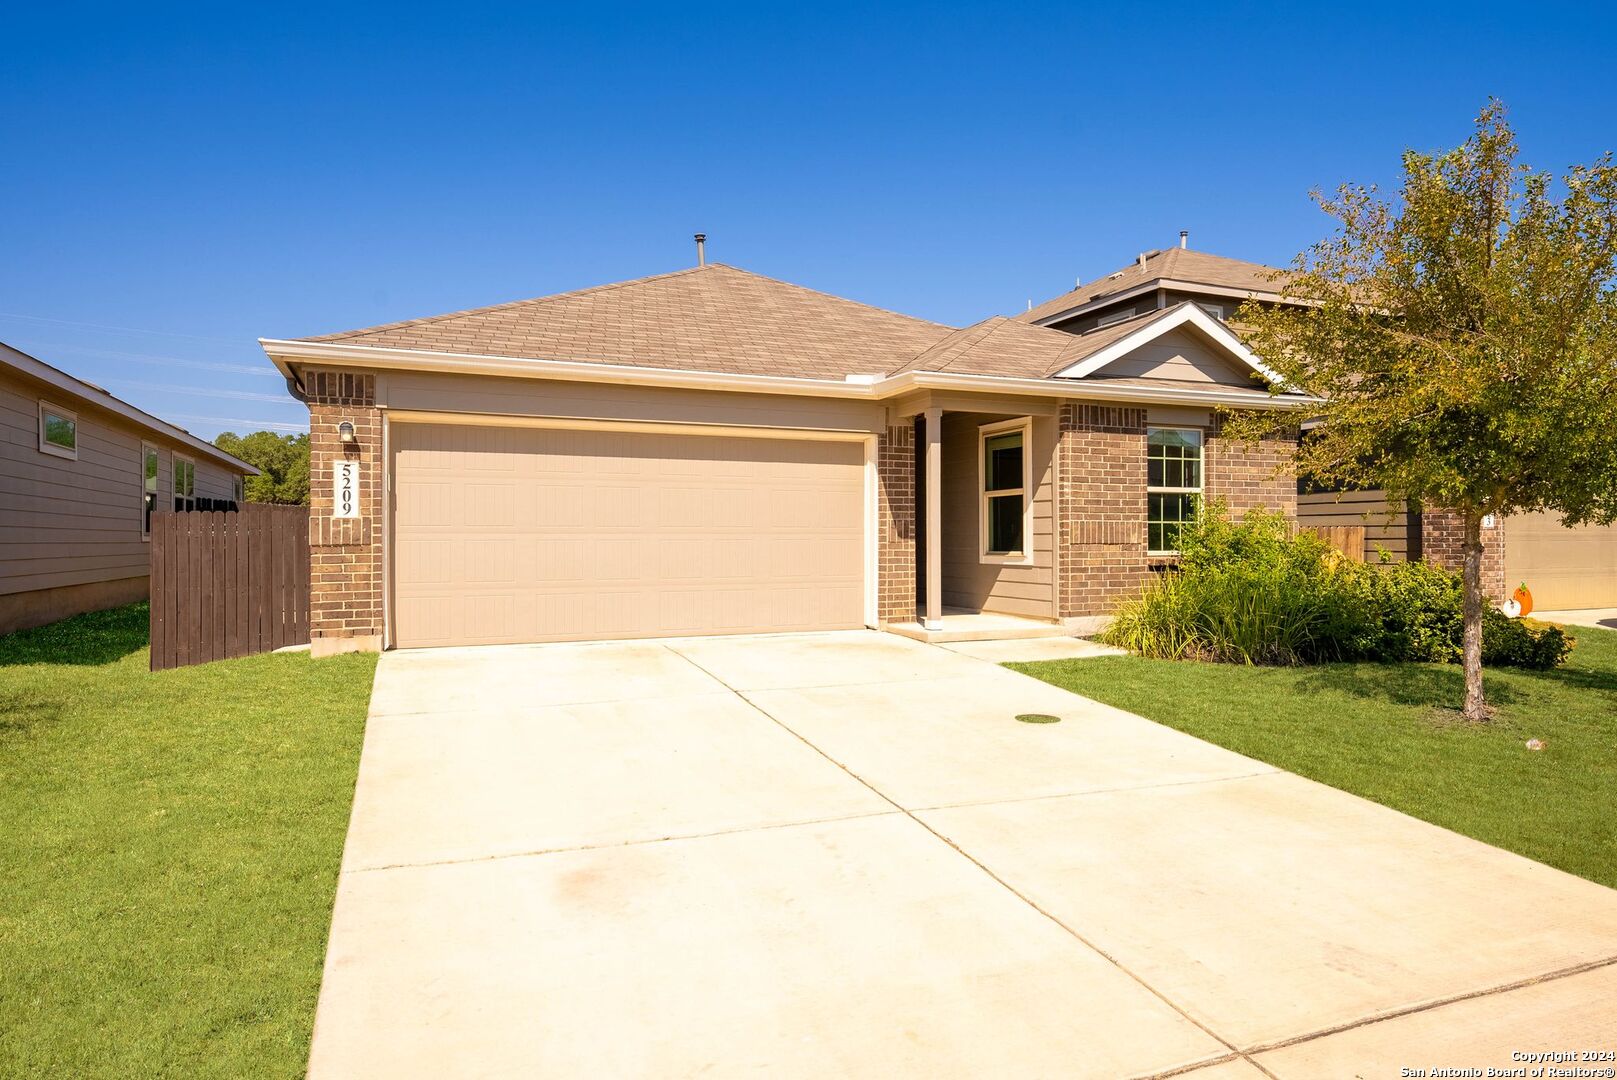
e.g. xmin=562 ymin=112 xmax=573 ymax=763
xmin=891 ymin=307 xmax=1181 ymax=379
xmin=1017 ymin=248 xmax=1293 ymax=325
xmin=300 ymin=263 xmax=954 ymax=381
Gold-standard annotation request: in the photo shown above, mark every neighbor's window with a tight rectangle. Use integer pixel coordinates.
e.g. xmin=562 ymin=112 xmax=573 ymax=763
xmin=38 ymin=402 xmax=78 ymax=459
xmin=1095 ymin=307 xmax=1137 ymax=329
xmin=981 ymin=420 xmax=1029 ymax=559
xmin=173 ymin=456 xmax=196 ymax=512
xmin=1147 ymin=427 xmax=1203 ymax=554
xmin=232 ymin=475 xmax=243 ymax=505
xmin=142 ymin=444 xmax=160 ymax=538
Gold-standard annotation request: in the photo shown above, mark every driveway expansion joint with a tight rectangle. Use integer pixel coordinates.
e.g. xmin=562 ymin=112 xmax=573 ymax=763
xmin=662 ymin=641 xmax=1278 ymax=1080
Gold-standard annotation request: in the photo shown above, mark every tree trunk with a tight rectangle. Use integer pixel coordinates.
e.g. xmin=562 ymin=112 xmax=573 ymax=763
xmin=1461 ymin=508 xmax=1488 ymax=721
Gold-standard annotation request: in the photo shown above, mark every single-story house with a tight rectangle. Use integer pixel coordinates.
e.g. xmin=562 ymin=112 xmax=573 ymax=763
xmin=261 ymin=259 xmax=1314 ymax=655
xmin=1 ymin=341 xmax=257 ymax=635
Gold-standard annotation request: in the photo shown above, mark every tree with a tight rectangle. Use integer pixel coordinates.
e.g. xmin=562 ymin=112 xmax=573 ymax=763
xmin=213 ymin=430 xmax=310 ymax=505
xmin=1229 ymin=101 xmax=1617 ymax=721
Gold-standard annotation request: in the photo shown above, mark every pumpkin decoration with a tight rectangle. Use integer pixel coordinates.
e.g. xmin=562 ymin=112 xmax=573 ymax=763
xmin=1513 ymin=582 xmax=1534 ymax=617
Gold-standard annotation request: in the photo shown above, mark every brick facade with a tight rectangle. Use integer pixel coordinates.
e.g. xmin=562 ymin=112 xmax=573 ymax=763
xmin=1054 ymin=403 xmax=1299 ymax=618
xmin=876 ymin=423 xmax=916 ymax=623
xmin=1055 ymin=403 xmax=1151 ymax=618
xmin=1205 ymin=416 xmax=1298 ymax=520
xmin=1419 ymin=509 xmax=1507 ymax=601
xmin=305 ymin=370 xmax=384 ymax=656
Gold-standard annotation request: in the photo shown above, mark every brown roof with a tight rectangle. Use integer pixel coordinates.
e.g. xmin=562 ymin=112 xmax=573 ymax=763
xmin=1017 ymin=248 xmax=1293 ymax=325
xmin=892 ymin=307 xmax=1181 ymax=379
xmin=301 ymin=263 xmax=954 ymax=381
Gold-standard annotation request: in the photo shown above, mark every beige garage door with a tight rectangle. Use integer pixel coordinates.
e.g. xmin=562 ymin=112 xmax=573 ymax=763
xmin=390 ymin=423 xmax=867 ymax=648
xmin=1504 ymin=512 xmax=1617 ymax=611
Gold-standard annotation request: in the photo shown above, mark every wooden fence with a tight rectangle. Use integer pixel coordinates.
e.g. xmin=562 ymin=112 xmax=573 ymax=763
xmin=149 ymin=504 xmax=310 ymax=671
xmin=1302 ymin=525 xmax=1367 ymax=562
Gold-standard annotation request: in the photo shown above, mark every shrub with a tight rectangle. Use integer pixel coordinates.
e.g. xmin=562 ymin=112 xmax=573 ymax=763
xmin=1481 ymin=613 xmax=1574 ymax=670
xmin=1100 ymin=503 xmax=1572 ymax=669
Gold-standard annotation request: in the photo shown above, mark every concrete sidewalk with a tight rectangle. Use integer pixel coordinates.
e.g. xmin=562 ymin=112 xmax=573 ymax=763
xmin=309 ymin=631 xmax=1617 ymax=1078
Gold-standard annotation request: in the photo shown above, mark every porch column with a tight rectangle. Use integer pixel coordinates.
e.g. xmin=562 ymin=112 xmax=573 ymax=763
xmin=924 ymin=407 xmax=943 ymax=630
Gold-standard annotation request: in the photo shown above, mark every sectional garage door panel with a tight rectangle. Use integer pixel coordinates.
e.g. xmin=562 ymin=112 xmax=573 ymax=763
xmin=391 ymin=424 xmax=866 ymax=648
xmin=1504 ymin=512 xmax=1617 ymax=611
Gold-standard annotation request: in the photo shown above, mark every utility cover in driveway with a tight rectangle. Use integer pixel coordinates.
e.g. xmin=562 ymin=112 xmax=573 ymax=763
xmin=390 ymin=423 xmax=865 ymax=647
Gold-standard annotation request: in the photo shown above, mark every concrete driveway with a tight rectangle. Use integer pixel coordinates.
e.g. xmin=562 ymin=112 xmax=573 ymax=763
xmin=310 ymin=631 xmax=1617 ymax=1079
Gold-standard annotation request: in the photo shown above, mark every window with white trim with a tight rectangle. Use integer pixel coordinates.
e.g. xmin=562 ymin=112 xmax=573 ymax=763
xmin=39 ymin=402 xmax=78 ymax=459
xmin=1198 ymin=302 xmax=1225 ymax=320
xmin=142 ymin=444 xmax=161 ymax=538
xmin=1147 ymin=427 xmax=1203 ymax=554
xmin=980 ymin=418 xmax=1031 ymax=561
xmin=173 ymin=456 xmax=196 ymax=512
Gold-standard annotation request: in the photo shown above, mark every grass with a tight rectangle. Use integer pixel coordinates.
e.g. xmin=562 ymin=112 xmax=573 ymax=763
xmin=0 ymin=604 xmax=377 ymax=1078
xmin=1012 ymin=625 xmax=1617 ymax=889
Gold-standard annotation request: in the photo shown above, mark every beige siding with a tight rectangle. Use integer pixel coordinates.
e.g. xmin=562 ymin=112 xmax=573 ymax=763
xmin=0 ymin=368 xmax=247 ymax=597
xmin=382 ymin=372 xmax=886 ymax=434
xmin=938 ymin=412 xmax=1055 ymax=619
xmin=1297 ymin=490 xmax=1413 ymax=562
xmin=1100 ymin=328 xmax=1258 ymax=387
xmin=1505 ymin=512 xmax=1617 ymax=611
xmin=391 ymin=422 xmax=867 ymax=648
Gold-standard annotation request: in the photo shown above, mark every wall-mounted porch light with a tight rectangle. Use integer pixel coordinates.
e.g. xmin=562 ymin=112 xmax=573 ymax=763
xmin=338 ymin=421 xmax=356 ymax=444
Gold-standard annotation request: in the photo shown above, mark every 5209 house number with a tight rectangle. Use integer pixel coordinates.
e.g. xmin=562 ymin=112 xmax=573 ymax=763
xmin=333 ymin=461 xmax=360 ymax=519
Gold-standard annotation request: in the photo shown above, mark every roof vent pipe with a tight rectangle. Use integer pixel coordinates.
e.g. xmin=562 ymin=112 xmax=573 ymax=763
xmin=1179 ymin=230 xmax=1189 ymax=249
xmin=694 ymin=233 xmax=706 ymax=266
xmin=1137 ymin=252 xmax=1147 ymax=270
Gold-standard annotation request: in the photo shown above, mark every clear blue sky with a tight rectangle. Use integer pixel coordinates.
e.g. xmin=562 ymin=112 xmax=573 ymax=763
xmin=3 ymin=2 xmax=1612 ymax=438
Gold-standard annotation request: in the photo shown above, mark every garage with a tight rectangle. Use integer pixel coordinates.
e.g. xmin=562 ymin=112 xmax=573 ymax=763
xmin=389 ymin=422 xmax=869 ymax=648
xmin=1505 ymin=512 xmax=1617 ymax=611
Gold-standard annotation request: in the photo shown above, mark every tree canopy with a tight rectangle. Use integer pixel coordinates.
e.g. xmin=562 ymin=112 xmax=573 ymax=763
xmin=213 ymin=430 xmax=309 ymax=505
xmin=1230 ymin=101 xmax=1617 ymax=719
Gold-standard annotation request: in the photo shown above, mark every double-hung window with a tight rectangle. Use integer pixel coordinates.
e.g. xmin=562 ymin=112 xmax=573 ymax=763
xmin=173 ymin=456 xmax=196 ymax=512
xmin=1147 ymin=427 xmax=1203 ymax=554
xmin=980 ymin=418 xmax=1031 ymax=562
xmin=142 ymin=444 xmax=161 ymax=538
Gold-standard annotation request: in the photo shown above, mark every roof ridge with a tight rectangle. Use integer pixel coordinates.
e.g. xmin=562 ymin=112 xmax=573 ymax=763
xmin=300 ymin=264 xmax=718 ymax=343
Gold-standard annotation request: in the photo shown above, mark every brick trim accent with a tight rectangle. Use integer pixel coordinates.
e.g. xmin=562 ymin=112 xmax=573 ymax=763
xmin=876 ymin=424 xmax=916 ymax=623
xmin=305 ymin=369 xmax=383 ymax=652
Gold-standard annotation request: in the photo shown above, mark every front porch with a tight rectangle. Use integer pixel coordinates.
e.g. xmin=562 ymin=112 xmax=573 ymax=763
xmin=887 ymin=397 xmax=1063 ymax=635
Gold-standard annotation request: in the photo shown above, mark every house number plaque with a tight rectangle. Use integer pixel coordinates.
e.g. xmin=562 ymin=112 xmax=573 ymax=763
xmin=333 ymin=461 xmax=360 ymax=519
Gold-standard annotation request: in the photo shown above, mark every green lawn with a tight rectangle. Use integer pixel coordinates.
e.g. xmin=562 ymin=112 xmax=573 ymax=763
xmin=1013 ymin=625 xmax=1617 ymax=889
xmin=0 ymin=604 xmax=377 ymax=1079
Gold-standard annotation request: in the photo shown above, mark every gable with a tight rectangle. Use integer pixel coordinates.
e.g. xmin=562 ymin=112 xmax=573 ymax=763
xmin=1095 ymin=327 xmax=1262 ymax=388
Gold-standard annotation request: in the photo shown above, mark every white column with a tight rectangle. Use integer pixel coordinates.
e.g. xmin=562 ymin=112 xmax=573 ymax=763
xmin=924 ymin=407 xmax=943 ymax=630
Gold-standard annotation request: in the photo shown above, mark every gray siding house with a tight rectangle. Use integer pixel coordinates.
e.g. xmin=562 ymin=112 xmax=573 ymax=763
xmin=1 ymin=341 xmax=256 ymax=635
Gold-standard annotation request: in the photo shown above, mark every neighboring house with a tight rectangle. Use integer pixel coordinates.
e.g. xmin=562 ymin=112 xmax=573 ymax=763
xmin=1023 ymin=242 xmax=1617 ymax=610
xmin=1 ymin=342 xmax=257 ymax=635
xmin=261 ymin=261 xmax=1312 ymax=655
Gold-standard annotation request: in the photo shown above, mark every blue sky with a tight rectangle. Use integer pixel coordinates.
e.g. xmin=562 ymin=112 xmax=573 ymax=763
xmin=3 ymin=2 xmax=1612 ymax=438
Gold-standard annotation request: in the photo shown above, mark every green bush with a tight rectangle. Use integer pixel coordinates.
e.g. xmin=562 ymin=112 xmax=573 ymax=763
xmin=1100 ymin=503 xmax=1572 ymax=669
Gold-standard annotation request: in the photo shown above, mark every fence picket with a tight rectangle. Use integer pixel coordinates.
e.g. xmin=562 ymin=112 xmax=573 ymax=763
xmin=147 ymin=506 xmax=311 ymax=670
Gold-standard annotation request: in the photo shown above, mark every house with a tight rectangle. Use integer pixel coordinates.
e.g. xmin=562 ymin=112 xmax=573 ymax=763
xmin=1 ymin=341 xmax=257 ymax=635
xmin=1023 ymin=242 xmax=1617 ymax=610
xmin=260 ymin=258 xmax=1312 ymax=655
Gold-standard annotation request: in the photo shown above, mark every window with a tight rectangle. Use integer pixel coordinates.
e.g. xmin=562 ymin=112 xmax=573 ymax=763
xmin=38 ymin=402 xmax=77 ymax=459
xmin=1095 ymin=307 xmax=1137 ymax=329
xmin=1198 ymin=302 xmax=1225 ymax=320
xmin=1147 ymin=427 xmax=1203 ymax=554
xmin=232 ymin=476 xmax=244 ymax=505
xmin=142 ymin=444 xmax=161 ymax=539
xmin=173 ymin=456 xmax=196 ymax=512
xmin=980 ymin=419 xmax=1031 ymax=561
